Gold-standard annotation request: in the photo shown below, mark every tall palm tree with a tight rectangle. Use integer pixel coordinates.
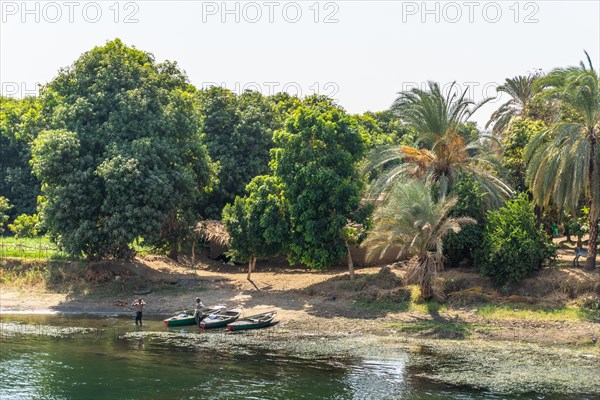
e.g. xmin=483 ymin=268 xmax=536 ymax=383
xmin=525 ymin=52 xmax=599 ymax=270
xmin=486 ymin=74 xmax=539 ymax=135
xmin=364 ymin=181 xmax=475 ymax=300
xmin=366 ymin=82 xmax=512 ymax=208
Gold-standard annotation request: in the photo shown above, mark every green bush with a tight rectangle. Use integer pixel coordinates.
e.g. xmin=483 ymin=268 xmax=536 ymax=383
xmin=443 ymin=174 xmax=486 ymax=267
xmin=9 ymin=214 xmax=40 ymax=238
xmin=0 ymin=196 xmax=12 ymax=234
xmin=475 ymin=194 xmax=555 ymax=285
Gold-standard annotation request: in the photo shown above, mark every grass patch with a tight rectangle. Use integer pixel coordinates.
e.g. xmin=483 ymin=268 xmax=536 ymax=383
xmin=476 ymin=303 xmax=600 ymax=322
xmin=387 ymin=320 xmax=475 ymax=337
xmin=352 ymin=286 xmax=447 ymax=315
xmin=0 ymin=236 xmax=75 ymax=260
xmin=353 ymin=296 xmax=409 ymax=313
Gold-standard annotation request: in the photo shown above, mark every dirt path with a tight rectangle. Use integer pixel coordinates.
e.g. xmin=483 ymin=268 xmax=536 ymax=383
xmin=1 ymin=255 xmax=599 ymax=345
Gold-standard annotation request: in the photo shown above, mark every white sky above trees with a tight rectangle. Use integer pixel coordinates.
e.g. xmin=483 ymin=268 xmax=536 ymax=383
xmin=1 ymin=0 xmax=599 ymax=129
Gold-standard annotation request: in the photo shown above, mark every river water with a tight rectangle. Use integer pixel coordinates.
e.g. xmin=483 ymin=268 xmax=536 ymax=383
xmin=0 ymin=314 xmax=595 ymax=399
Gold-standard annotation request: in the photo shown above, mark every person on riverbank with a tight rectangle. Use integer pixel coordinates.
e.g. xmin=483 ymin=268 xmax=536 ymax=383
xmin=132 ymin=298 xmax=146 ymax=326
xmin=194 ymin=297 xmax=205 ymax=326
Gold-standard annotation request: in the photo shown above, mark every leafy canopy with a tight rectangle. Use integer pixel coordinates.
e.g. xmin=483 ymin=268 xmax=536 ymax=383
xmin=33 ymin=39 xmax=215 ymax=259
xmin=0 ymin=96 xmax=45 ymax=218
xmin=271 ymin=98 xmax=366 ymax=269
xmin=222 ymin=175 xmax=289 ymax=263
xmin=198 ymin=87 xmax=276 ymax=218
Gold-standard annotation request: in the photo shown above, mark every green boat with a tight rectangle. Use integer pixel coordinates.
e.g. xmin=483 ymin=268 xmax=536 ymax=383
xmin=199 ymin=308 xmax=242 ymax=329
xmin=163 ymin=306 xmax=225 ymax=327
xmin=226 ymin=311 xmax=277 ymax=331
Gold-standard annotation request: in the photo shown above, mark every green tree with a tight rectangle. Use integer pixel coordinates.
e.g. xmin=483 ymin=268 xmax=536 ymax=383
xmin=222 ymin=175 xmax=289 ymax=280
xmin=271 ymin=100 xmax=366 ymax=270
xmin=501 ymin=118 xmax=546 ymax=192
xmin=367 ymin=82 xmax=512 ymax=208
xmin=525 ymin=52 xmax=600 ymax=269
xmin=364 ymin=180 xmax=475 ymax=300
xmin=33 ymin=39 xmax=215 ymax=260
xmin=486 ymin=74 xmax=539 ymax=135
xmin=0 ymin=96 xmax=45 ymax=218
xmin=443 ymin=174 xmax=486 ymax=267
xmin=364 ymin=110 xmax=417 ymax=145
xmin=199 ymin=88 xmax=275 ymax=218
xmin=475 ymin=194 xmax=555 ymax=285
xmin=0 ymin=196 xmax=12 ymax=234
xmin=9 ymin=213 xmax=40 ymax=238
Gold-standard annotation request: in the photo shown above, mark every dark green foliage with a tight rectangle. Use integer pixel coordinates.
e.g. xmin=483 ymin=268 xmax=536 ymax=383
xmin=199 ymin=88 xmax=276 ymax=218
xmin=32 ymin=39 xmax=215 ymax=259
xmin=501 ymin=118 xmax=546 ymax=192
xmin=0 ymin=196 xmax=11 ymax=233
xmin=364 ymin=110 xmax=417 ymax=145
xmin=222 ymin=175 xmax=288 ymax=262
xmin=475 ymin=194 xmax=555 ymax=285
xmin=443 ymin=174 xmax=486 ymax=267
xmin=271 ymin=99 xmax=366 ymax=269
xmin=0 ymin=97 xmax=45 ymax=218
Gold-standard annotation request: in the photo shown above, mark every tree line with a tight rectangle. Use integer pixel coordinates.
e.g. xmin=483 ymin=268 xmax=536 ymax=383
xmin=0 ymin=40 xmax=598 ymax=293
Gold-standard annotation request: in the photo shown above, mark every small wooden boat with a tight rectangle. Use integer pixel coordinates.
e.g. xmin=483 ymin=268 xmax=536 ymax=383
xmin=226 ymin=311 xmax=277 ymax=331
xmin=163 ymin=306 xmax=225 ymax=327
xmin=200 ymin=308 xmax=242 ymax=329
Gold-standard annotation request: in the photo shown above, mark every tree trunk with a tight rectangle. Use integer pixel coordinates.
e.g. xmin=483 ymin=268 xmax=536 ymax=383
xmin=346 ymin=243 xmax=355 ymax=280
xmin=191 ymin=241 xmax=196 ymax=266
xmin=585 ymin=218 xmax=598 ymax=270
xmin=247 ymin=257 xmax=256 ymax=281
xmin=585 ymin=130 xmax=597 ymax=270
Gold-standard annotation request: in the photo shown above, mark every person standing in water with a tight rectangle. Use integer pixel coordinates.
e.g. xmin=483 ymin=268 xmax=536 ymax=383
xmin=194 ymin=297 xmax=205 ymax=326
xmin=132 ymin=298 xmax=146 ymax=326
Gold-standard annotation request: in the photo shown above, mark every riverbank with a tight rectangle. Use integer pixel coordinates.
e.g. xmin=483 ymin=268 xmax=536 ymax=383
xmin=1 ymin=254 xmax=599 ymax=345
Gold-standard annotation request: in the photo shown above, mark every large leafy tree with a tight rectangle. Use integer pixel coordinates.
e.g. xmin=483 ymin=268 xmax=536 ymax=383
xmin=199 ymin=88 xmax=275 ymax=218
xmin=501 ymin=118 xmax=546 ymax=192
xmin=32 ymin=39 xmax=215 ymax=259
xmin=222 ymin=175 xmax=289 ymax=280
xmin=364 ymin=180 xmax=475 ymax=300
xmin=525 ymin=52 xmax=600 ymax=269
xmin=486 ymin=74 xmax=539 ymax=135
xmin=0 ymin=96 xmax=45 ymax=218
xmin=367 ymin=82 xmax=512 ymax=208
xmin=271 ymin=98 xmax=366 ymax=270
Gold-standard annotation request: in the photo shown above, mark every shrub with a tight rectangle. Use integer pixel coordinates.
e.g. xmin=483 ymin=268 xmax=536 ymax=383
xmin=0 ymin=196 xmax=12 ymax=234
xmin=443 ymin=174 xmax=486 ymax=267
xmin=475 ymin=194 xmax=555 ymax=285
xmin=9 ymin=214 xmax=40 ymax=238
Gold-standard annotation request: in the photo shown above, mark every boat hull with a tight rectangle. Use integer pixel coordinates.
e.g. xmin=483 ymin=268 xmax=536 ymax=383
xmin=226 ymin=312 xmax=276 ymax=331
xmin=200 ymin=309 xmax=242 ymax=329
xmin=163 ymin=306 xmax=225 ymax=327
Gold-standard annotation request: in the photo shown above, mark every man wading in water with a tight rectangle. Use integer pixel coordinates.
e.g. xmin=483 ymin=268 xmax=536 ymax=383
xmin=132 ymin=298 xmax=146 ymax=326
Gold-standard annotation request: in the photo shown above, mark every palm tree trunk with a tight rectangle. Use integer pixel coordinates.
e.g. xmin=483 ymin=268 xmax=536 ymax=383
xmin=346 ymin=243 xmax=355 ymax=280
xmin=585 ymin=133 xmax=598 ymax=270
xmin=586 ymin=218 xmax=598 ymax=270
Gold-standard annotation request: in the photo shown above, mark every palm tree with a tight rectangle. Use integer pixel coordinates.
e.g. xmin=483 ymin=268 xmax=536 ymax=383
xmin=486 ymin=74 xmax=539 ymax=135
xmin=363 ymin=181 xmax=475 ymax=300
xmin=366 ymin=82 xmax=512 ymax=208
xmin=525 ymin=52 xmax=599 ymax=270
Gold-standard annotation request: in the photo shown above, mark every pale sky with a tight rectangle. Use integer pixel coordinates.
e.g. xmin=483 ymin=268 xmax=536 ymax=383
xmin=1 ymin=0 xmax=599 ymax=128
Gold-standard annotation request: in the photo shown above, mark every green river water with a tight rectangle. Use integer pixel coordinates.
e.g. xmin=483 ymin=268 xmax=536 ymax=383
xmin=0 ymin=314 xmax=596 ymax=399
